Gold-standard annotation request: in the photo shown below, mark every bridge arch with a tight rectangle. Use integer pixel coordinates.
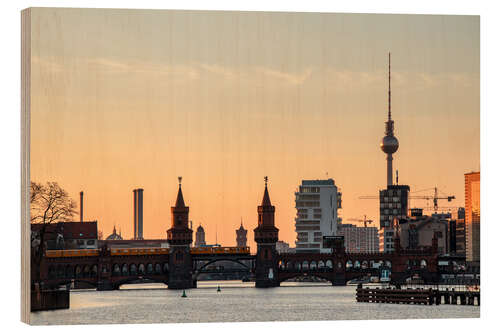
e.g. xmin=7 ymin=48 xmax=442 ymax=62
xmin=45 ymin=279 xmax=98 ymax=289
xmin=194 ymin=258 xmax=251 ymax=278
xmin=65 ymin=264 xmax=73 ymax=279
xmin=114 ymin=276 xmax=168 ymax=289
xmin=82 ymin=265 xmax=90 ymax=278
xmin=112 ymin=264 xmax=121 ymax=276
xmin=130 ymin=264 xmax=137 ymax=276
xmin=277 ymin=271 xmax=334 ymax=284
xmin=122 ymin=263 xmax=129 ymax=276
xmin=75 ymin=265 xmax=82 ymax=278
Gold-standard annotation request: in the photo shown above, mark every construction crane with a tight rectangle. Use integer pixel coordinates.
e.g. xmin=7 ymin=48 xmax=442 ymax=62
xmin=409 ymin=187 xmax=455 ymax=213
xmin=346 ymin=215 xmax=374 ymax=228
xmin=359 ymin=186 xmax=455 ymax=213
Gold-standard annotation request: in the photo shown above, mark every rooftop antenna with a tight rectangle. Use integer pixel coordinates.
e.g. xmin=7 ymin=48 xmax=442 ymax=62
xmin=241 ymin=216 xmax=243 ymax=227
xmin=264 ymin=176 xmax=268 ymax=187
xmin=178 ymin=176 xmax=182 ymax=187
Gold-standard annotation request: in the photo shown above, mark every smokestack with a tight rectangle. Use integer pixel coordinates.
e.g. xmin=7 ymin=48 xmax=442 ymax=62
xmin=80 ymin=191 xmax=83 ymax=222
xmin=137 ymin=188 xmax=144 ymax=240
xmin=133 ymin=189 xmax=137 ymax=239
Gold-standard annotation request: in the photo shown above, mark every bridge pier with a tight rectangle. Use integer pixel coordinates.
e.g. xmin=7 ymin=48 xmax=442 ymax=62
xmin=451 ymin=289 xmax=457 ymax=305
xmin=467 ymin=293 xmax=474 ymax=305
xmin=168 ymin=247 xmax=193 ymax=290
xmin=97 ymin=280 xmax=117 ymax=291
xmin=331 ymin=277 xmax=346 ymax=286
xmin=443 ymin=289 xmax=450 ymax=304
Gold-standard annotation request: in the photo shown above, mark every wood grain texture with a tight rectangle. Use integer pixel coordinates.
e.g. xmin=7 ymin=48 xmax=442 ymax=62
xmin=21 ymin=7 xmax=31 ymax=324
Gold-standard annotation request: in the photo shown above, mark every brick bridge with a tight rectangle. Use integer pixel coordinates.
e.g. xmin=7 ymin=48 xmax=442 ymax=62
xmin=35 ymin=180 xmax=439 ymax=290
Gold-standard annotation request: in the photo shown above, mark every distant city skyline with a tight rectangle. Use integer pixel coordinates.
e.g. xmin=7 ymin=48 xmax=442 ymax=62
xmin=30 ymin=9 xmax=479 ymax=249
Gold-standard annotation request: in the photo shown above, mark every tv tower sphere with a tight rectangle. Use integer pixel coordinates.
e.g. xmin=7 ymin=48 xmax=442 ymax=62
xmin=380 ymin=135 xmax=399 ymax=154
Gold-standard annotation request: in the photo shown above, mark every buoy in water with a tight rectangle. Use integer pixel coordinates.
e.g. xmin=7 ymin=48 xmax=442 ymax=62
xmin=181 ymin=290 xmax=187 ymax=298
xmin=217 ymin=285 xmax=221 ymax=292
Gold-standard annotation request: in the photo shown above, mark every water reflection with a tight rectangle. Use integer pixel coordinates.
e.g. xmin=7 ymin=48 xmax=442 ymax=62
xmin=31 ymin=281 xmax=479 ymax=325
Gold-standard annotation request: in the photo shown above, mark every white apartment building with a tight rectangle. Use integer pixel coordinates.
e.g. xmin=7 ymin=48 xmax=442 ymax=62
xmin=295 ymin=179 xmax=342 ymax=253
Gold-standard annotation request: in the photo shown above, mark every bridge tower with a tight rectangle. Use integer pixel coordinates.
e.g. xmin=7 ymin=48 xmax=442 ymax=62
xmin=167 ymin=177 xmax=193 ymax=289
xmin=254 ymin=177 xmax=280 ymax=288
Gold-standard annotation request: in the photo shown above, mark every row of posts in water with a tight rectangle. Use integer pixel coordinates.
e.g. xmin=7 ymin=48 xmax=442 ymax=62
xmin=356 ymin=284 xmax=480 ymax=306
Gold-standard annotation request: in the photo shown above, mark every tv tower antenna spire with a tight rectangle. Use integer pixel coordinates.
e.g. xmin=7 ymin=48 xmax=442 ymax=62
xmin=388 ymin=52 xmax=391 ymax=122
xmin=380 ymin=52 xmax=399 ymax=186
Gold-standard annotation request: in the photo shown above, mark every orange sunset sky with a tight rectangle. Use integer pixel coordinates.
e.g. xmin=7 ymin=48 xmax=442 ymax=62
xmin=29 ymin=8 xmax=479 ymax=250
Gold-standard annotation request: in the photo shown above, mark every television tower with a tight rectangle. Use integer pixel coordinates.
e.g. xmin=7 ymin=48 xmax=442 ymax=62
xmin=380 ymin=53 xmax=399 ymax=186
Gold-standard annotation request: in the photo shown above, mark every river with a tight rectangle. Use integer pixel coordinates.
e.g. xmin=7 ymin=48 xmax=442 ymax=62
xmin=30 ymin=281 xmax=479 ymax=325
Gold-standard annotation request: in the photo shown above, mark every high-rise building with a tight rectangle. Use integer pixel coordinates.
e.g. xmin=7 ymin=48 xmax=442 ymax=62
xmin=379 ymin=185 xmax=410 ymax=229
xmin=236 ymin=220 xmax=247 ymax=247
xmin=195 ymin=224 xmax=206 ymax=247
xmin=465 ymin=172 xmax=480 ymax=263
xmin=294 ymin=179 xmax=342 ymax=253
xmin=337 ymin=224 xmax=379 ymax=253
xmin=452 ymin=207 xmax=466 ymax=255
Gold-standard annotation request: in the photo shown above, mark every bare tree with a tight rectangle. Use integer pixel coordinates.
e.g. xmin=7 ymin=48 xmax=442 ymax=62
xmin=30 ymin=181 xmax=77 ymax=283
xmin=31 ymin=181 xmax=77 ymax=225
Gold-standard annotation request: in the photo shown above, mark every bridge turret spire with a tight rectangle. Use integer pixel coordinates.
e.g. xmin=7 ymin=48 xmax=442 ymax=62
xmin=175 ymin=176 xmax=185 ymax=208
xmin=261 ymin=176 xmax=272 ymax=206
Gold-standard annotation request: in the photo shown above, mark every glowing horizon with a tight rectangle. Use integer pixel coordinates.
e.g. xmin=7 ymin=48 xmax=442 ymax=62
xmin=30 ymin=8 xmax=480 ymax=250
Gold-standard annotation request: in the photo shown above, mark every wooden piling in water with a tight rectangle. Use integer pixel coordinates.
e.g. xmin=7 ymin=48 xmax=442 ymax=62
xmin=356 ymin=286 xmax=479 ymax=306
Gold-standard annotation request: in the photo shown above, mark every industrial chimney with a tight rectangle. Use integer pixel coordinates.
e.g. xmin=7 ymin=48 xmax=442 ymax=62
xmin=80 ymin=191 xmax=84 ymax=222
xmin=133 ymin=189 xmax=137 ymax=239
xmin=133 ymin=188 xmax=144 ymax=240
xmin=137 ymin=188 xmax=144 ymax=240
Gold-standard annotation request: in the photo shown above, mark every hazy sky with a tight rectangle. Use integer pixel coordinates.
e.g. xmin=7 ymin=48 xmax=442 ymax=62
xmin=30 ymin=8 xmax=479 ymax=249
